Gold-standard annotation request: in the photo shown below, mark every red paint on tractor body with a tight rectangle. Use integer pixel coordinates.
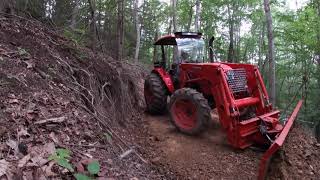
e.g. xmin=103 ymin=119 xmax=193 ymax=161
xmin=152 ymin=67 xmax=174 ymax=93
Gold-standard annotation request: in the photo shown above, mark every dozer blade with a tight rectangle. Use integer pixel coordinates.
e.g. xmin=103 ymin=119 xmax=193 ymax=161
xmin=257 ymin=100 xmax=303 ymax=180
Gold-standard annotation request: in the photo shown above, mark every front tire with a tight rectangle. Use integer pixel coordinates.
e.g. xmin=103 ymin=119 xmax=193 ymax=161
xmin=144 ymin=73 xmax=167 ymax=114
xmin=169 ymin=88 xmax=211 ymax=135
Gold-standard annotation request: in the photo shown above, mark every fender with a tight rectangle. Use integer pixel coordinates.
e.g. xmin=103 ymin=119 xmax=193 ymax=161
xmin=152 ymin=67 xmax=174 ymax=94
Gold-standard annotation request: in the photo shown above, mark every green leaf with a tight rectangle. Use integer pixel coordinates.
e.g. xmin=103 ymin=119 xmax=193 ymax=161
xmin=74 ymin=173 xmax=91 ymax=180
xmin=56 ymin=148 xmax=71 ymax=159
xmin=104 ymin=133 xmax=112 ymax=143
xmin=48 ymin=148 xmax=74 ymax=172
xmin=48 ymin=154 xmax=58 ymax=161
xmin=87 ymin=160 xmax=100 ymax=175
xmin=17 ymin=47 xmax=28 ymax=56
xmin=57 ymin=158 xmax=74 ymax=172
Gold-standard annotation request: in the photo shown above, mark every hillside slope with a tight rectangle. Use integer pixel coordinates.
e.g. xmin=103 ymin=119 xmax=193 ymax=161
xmin=0 ymin=15 xmax=171 ymax=179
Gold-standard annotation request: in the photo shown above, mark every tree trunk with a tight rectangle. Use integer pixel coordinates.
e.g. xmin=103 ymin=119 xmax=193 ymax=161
xmin=242 ymin=40 xmax=248 ymax=62
xmin=187 ymin=6 xmax=193 ymax=31
xmin=316 ymin=1 xmax=320 ymax=60
xmin=172 ymin=0 xmax=177 ymax=32
xmin=103 ymin=6 xmax=111 ymax=51
xmin=167 ymin=18 xmax=172 ymax=34
xmin=315 ymin=0 xmax=320 ymax=117
xmin=97 ymin=0 xmax=102 ymax=31
xmin=263 ymin=0 xmax=276 ymax=105
xmin=194 ymin=0 xmax=200 ymax=32
xmin=227 ymin=4 xmax=235 ymax=63
xmin=70 ymin=0 xmax=79 ymax=30
xmin=316 ymin=0 xmax=320 ymax=61
xmin=235 ymin=13 xmax=241 ymax=62
xmin=258 ymin=22 xmax=266 ymax=69
xmin=134 ymin=0 xmax=141 ymax=63
xmin=53 ymin=0 xmax=72 ymax=26
xmin=117 ymin=0 xmax=124 ymax=61
xmin=172 ymin=0 xmax=178 ymax=64
xmin=88 ymin=0 xmax=97 ymax=51
xmin=0 ymin=0 xmax=14 ymax=14
xmin=153 ymin=29 xmax=159 ymax=62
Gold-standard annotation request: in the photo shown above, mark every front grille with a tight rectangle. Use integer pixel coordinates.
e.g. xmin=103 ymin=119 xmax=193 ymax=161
xmin=225 ymin=68 xmax=248 ymax=93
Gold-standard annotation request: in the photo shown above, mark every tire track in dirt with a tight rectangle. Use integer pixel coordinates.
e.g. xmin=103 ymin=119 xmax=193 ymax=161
xmin=146 ymin=113 xmax=262 ymax=179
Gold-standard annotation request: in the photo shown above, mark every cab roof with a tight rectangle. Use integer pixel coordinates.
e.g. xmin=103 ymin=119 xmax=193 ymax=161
xmin=154 ymin=32 xmax=202 ymax=45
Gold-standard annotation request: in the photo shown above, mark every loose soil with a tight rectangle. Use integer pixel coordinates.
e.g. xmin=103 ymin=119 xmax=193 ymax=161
xmin=145 ymin=113 xmax=260 ymax=179
xmin=268 ymin=126 xmax=320 ymax=179
xmin=144 ymin=112 xmax=320 ymax=180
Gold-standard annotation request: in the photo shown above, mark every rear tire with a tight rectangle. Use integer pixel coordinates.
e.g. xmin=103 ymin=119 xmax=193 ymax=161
xmin=169 ymin=88 xmax=211 ymax=135
xmin=144 ymin=73 xmax=167 ymax=114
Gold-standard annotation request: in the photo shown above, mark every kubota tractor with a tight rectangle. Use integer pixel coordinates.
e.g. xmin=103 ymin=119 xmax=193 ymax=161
xmin=144 ymin=32 xmax=302 ymax=179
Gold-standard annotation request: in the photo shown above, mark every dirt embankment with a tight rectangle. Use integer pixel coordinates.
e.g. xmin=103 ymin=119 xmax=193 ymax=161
xmin=0 ymin=15 xmax=171 ymax=179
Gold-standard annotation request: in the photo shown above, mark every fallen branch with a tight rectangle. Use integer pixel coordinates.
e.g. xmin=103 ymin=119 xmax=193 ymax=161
xmin=119 ymin=148 xmax=148 ymax=163
xmin=34 ymin=116 xmax=66 ymax=125
xmin=119 ymin=149 xmax=134 ymax=159
xmin=65 ymin=143 xmax=107 ymax=149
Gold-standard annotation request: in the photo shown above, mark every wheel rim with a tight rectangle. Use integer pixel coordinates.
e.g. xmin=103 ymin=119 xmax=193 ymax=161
xmin=172 ymin=99 xmax=197 ymax=130
xmin=144 ymin=83 xmax=154 ymax=106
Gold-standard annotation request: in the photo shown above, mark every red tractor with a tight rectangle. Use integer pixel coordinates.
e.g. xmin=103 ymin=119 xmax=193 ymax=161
xmin=144 ymin=32 xmax=302 ymax=179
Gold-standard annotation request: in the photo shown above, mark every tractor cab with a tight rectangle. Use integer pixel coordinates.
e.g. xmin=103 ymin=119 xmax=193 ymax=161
xmin=154 ymin=32 xmax=206 ymax=88
xmin=154 ymin=32 xmax=206 ymax=65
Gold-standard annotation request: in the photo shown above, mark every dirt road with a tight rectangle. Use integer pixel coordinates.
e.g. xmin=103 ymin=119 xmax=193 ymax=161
xmin=145 ymin=113 xmax=262 ymax=179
